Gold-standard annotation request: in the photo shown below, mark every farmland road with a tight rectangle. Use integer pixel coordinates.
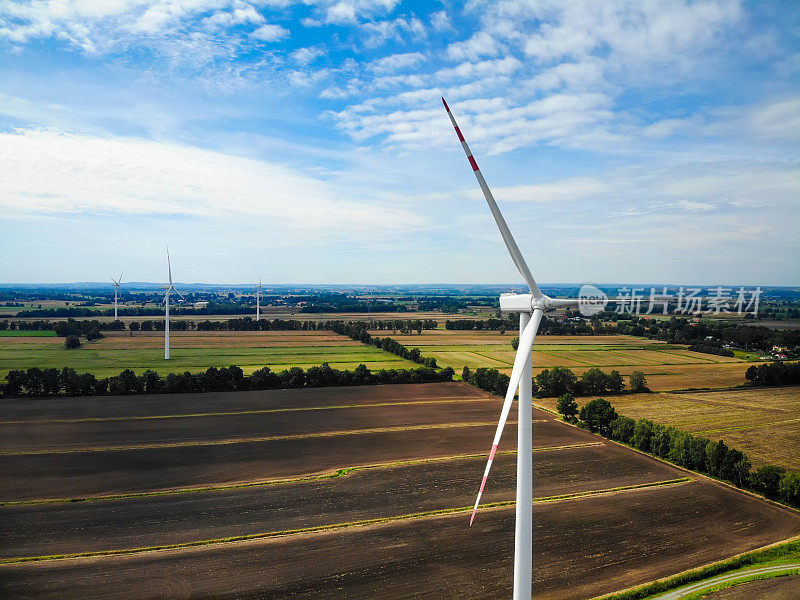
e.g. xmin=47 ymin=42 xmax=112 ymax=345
xmin=650 ymin=562 xmax=800 ymax=599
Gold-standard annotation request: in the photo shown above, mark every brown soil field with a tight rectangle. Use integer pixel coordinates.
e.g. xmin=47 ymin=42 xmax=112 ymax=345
xmin=703 ymin=575 xmax=800 ymax=599
xmin=2 ymin=382 xmax=798 ymax=599
xmin=1 ymin=400 xmax=508 ymax=452
xmin=1 ymin=481 xmax=797 ymax=600
xmin=0 ymin=442 xmax=683 ymax=559
xmin=538 ymin=386 xmax=800 ymax=469
xmin=0 ymin=382 xmax=486 ymax=422
xmin=0 ymin=415 xmax=600 ymax=502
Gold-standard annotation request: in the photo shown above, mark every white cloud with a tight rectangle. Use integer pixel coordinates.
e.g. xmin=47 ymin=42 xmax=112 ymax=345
xmin=251 ymin=23 xmax=289 ymax=41
xmin=359 ymin=16 xmax=425 ymax=48
xmin=434 ymin=56 xmax=521 ymax=81
xmin=368 ymin=52 xmax=426 ymax=74
xmin=446 ymin=32 xmax=503 ymax=62
xmin=430 ymin=10 xmax=452 ymax=32
xmin=290 ymin=45 xmax=325 ymax=64
xmin=0 ymin=129 xmax=427 ymax=236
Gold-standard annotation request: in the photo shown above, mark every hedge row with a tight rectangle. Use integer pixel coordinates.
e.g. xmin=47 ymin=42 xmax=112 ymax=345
xmin=329 ymin=322 xmax=438 ymax=369
xmin=461 ymin=365 xmax=648 ymax=398
xmin=567 ymin=397 xmax=800 ymax=508
xmin=1 ymin=363 xmax=455 ymax=398
xmin=746 ymin=360 xmax=800 ymax=386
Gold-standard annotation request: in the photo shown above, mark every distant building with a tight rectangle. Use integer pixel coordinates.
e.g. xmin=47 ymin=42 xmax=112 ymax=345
xmin=194 ymin=301 xmax=209 ymax=309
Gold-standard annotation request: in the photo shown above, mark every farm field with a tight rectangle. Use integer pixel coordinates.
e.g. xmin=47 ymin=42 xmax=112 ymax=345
xmin=537 ymin=386 xmax=800 ymax=470
xmin=2 ymin=382 xmax=798 ymax=599
xmin=377 ymin=330 xmax=750 ymax=391
xmin=0 ymin=330 xmax=417 ymax=378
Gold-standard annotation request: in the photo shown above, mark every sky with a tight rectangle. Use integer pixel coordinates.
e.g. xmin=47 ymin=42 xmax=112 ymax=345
xmin=0 ymin=0 xmax=798 ymax=286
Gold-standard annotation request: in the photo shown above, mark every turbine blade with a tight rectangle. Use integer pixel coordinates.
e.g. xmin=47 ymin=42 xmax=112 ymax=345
xmin=470 ymin=309 xmax=543 ymax=525
xmin=442 ymin=97 xmax=542 ymax=298
xmin=166 ymin=247 xmax=173 ymax=285
xmin=119 ymin=272 xmax=124 ymax=285
xmin=174 ymin=288 xmax=186 ymax=301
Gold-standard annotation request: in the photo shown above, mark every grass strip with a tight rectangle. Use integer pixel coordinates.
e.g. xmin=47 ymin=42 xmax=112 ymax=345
xmin=0 ymin=396 xmax=496 ymax=425
xmin=678 ymin=566 xmax=800 ymax=600
xmin=0 ymin=477 xmax=691 ymax=565
xmin=1 ymin=442 xmax=603 ymax=507
xmin=0 ymin=421 xmax=513 ymax=456
xmin=593 ymin=536 xmax=800 ymax=600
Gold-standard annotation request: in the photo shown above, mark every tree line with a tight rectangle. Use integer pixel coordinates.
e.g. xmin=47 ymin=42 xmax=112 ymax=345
xmin=329 ymin=322 xmax=439 ymax=369
xmin=559 ymin=396 xmax=800 ymax=508
xmin=445 ymin=317 xmax=612 ymax=336
xmin=745 ymin=361 xmax=800 ymax=386
xmin=616 ymin=315 xmax=799 ymax=353
xmin=2 ymin=317 xmax=439 ymax=335
xmin=460 ymin=365 xmax=649 ymax=399
xmin=1 ymin=363 xmax=455 ymax=398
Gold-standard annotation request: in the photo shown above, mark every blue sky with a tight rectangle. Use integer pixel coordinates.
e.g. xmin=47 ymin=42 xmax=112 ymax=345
xmin=0 ymin=0 xmax=798 ymax=286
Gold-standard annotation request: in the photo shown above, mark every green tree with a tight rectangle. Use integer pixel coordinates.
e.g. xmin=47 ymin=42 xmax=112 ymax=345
xmin=606 ymin=370 xmax=625 ymax=393
xmin=535 ymin=367 xmax=578 ymax=398
xmin=629 ymin=370 xmax=649 ymax=392
xmin=720 ymin=448 xmax=751 ymax=487
xmin=580 ymin=368 xmax=608 ymax=395
xmin=610 ymin=416 xmax=635 ymax=443
xmin=556 ymin=393 xmax=578 ymax=421
xmin=65 ymin=335 xmax=81 ymax=349
xmin=778 ymin=471 xmax=800 ymax=506
xmin=631 ymin=419 xmax=654 ymax=452
xmin=579 ymin=398 xmax=618 ymax=434
xmin=462 ymin=366 xmax=471 ymax=382
xmin=751 ymin=465 xmax=786 ymax=499
xmin=706 ymin=440 xmax=729 ymax=476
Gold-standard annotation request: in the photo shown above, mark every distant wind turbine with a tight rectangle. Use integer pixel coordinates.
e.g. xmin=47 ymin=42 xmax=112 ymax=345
xmin=256 ymin=278 xmax=262 ymax=322
xmin=110 ymin=273 xmax=123 ymax=321
xmin=161 ymin=248 xmax=185 ymax=360
xmin=442 ymin=97 xmax=607 ymax=600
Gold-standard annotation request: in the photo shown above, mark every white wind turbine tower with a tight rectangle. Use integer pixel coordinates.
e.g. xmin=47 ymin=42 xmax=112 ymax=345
xmin=442 ymin=98 xmax=599 ymax=600
xmin=110 ymin=273 xmax=123 ymax=321
xmin=255 ymin=278 xmax=262 ymax=322
xmin=161 ymin=248 xmax=185 ymax=360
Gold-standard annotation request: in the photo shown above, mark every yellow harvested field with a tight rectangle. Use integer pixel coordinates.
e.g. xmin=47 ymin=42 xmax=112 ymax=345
xmin=384 ymin=330 xmax=749 ymax=391
xmin=537 ymin=386 xmax=800 ymax=470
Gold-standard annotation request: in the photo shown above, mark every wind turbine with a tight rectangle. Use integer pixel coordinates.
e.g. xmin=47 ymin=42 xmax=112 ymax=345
xmin=255 ymin=278 xmax=262 ymax=322
xmin=442 ymin=98 xmax=596 ymax=600
xmin=110 ymin=273 xmax=123 ymax=321
xmin=161 ymin=248 xmax=185 ymax=360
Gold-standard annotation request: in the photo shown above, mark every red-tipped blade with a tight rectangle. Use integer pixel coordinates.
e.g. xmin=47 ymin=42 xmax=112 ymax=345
xmin=468 ymin=311 xmax=543 ymax=524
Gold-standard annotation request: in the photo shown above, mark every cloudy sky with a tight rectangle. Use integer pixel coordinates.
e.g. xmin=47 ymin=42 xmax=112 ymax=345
xmin=0 ymin=0 xmax=798 ymax=286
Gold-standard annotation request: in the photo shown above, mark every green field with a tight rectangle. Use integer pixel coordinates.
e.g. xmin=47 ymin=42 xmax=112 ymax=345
xmin=0 ymin=330 xmax=56 ymax=337
xmin=0 ymin=332 xmax=417 ymax=378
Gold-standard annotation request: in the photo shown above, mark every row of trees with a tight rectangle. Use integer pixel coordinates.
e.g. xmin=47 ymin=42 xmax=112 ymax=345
xmin=745 ymin=361 xmax=800 ymax=386
xmin=687 ymin=343 xmax=735 ymax=358
xmin=616 ymin=315 xmax=799 ymax=353
xmin=329 ymin=322 xmax=439 ymax=369
xmin=460 ymin=366 xmax=649 ymax=399
xmin=559 ymin=397 xmax=800 ymax=508
xmin=1 ymin=363 xmax=455 ymax=398
xmin=446 ymin=317 xmax=611 ymax=336
xmin=4 ymin=317 xmax=440 ymax=336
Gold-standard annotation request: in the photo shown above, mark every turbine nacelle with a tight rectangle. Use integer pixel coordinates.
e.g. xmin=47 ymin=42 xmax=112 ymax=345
xmin=499 ymin=293 xmax=591 ymax=312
